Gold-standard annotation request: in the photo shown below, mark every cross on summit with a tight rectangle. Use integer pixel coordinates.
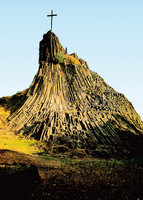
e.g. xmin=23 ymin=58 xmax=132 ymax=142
xmin=47 ymin=10 xmax=57 ymax=32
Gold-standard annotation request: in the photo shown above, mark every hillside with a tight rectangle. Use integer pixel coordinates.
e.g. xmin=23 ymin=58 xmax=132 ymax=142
xmin=0 ymin=31 xmax=143 ymax=158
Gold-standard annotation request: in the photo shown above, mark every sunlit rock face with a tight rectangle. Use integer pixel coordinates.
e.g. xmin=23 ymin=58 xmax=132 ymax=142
xmin=2 ymin=31 xmax=143 ymax=158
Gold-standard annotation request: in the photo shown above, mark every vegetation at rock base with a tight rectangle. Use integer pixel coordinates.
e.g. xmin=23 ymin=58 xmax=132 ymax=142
xmin=0 ymin=132 xmax=143 ymax=200
xmin=0 ymin=132 xmax=41 ymax=155
xmin=0 ymin=122 xmax=143 ymax=199
xmin=1 ymin=125 xmax=143 ymax=200
xmin=0 ymin=145 xmax=143 ymax=200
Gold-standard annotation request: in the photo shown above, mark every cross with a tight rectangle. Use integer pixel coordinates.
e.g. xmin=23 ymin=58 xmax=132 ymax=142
xmin=47 ymin=10 xmax=57 ymax=32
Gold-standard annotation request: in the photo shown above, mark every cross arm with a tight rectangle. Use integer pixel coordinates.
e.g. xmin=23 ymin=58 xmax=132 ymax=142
xmin=47 ymin=14 xmax=57 ymax=17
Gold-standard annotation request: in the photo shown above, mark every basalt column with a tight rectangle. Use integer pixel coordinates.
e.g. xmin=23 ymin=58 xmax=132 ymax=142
xmin=6 ymin=31 xmax=143 ymax=158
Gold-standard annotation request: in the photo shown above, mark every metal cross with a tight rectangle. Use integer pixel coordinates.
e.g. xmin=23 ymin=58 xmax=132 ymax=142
xmin=47 ymin=10 xmax=57 ymax=32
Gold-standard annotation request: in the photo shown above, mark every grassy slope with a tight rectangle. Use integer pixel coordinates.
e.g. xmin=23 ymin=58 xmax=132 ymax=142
xmin=0 ymin=133 xmax=39 ymax=154
xmin=0 ymin=106 xmax=10 ymax=129
xmin=0 ymin=104 xmax=40 ymax=154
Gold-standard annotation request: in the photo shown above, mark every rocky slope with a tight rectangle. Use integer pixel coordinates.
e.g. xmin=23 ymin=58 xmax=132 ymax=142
xmin=1 ymin=31 xmax=143 ymax=158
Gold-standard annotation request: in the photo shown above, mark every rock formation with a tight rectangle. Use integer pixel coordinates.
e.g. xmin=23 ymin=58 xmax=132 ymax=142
xmin=1 ymin=31 xmax=143 ymax=158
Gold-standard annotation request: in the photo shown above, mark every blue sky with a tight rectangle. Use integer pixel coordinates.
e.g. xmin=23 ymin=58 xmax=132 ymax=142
xmin=0 ymin=0 xmax=143 ymax=120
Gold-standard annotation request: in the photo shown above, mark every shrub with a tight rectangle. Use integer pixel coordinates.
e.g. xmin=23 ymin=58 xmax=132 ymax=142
xmin=53 ymin=52 xmax=81 ymax=66
xmin=64 ymin=55 xmax=81 ymax=66
xmin=53 ymin=52 xmax=64 ymax=64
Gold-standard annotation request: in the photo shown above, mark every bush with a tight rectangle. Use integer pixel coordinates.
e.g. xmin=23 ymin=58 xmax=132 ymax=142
xmin=53 ymin=52 xmax=64 ymax=64
xmin=64 ymin=55 xmax=81 ymax=66
xmin=53 ymin=52 xmax=81 ymax=66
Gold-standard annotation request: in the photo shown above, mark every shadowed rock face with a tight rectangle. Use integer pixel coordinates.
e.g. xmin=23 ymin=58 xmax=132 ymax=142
xmin=39 ymin=30 xmax=66 ymax=62
xmin=2 ymin=31 xmax=143 ymax=158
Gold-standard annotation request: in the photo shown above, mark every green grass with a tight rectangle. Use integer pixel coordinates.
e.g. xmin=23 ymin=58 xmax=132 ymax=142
xmin=0 ymin=133 xmax=42 ymax=154
xmin=31 ymin=152 xmax=143 ymax=200
xmin=38 ymin=152 xmax=143 ymax=172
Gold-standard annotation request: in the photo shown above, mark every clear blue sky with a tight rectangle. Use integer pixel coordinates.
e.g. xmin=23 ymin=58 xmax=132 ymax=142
xmin=0 ymin=0 xmax=143 ymax=120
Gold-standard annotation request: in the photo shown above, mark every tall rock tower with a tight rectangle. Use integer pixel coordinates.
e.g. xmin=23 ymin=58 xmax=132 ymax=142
xmin=4 ymin=31 xmax=143 ymax=158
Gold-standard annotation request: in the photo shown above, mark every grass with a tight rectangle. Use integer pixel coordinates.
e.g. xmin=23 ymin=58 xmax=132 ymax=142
xmin=0 ymin=134 xmax=143 ymax=199
xmin=0 ymin=106 xmax=10 ymax=129
xmin=39 ymin=152 xmax=143 ymax=170
xmin=0 ymin=106 xmax=40 ymax=155
xmin=0 ymin=132 xmax=41 ymax=155
xmin=30 ymin=154 xmax=143 ymax=200
xmin=0 ymin=105 xmax=42 ymax=155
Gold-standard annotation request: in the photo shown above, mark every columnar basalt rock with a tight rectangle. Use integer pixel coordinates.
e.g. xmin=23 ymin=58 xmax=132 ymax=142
xmin=1 ymin=31 xmax=143 ymax=158
xmin=39 ymin=31 xmax=66 ymax=62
